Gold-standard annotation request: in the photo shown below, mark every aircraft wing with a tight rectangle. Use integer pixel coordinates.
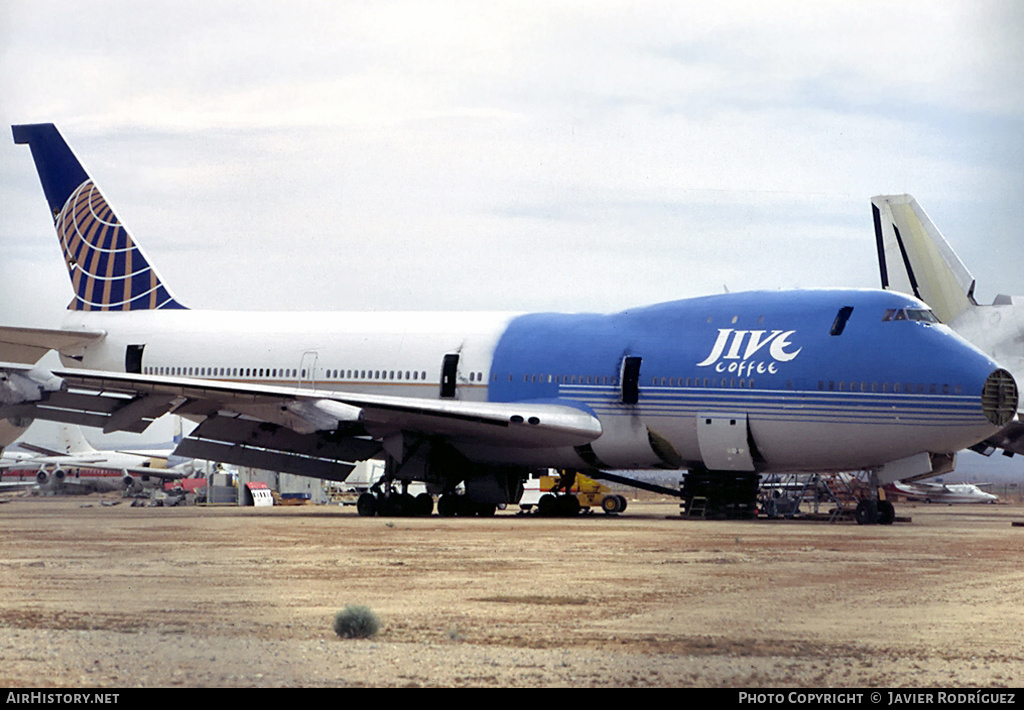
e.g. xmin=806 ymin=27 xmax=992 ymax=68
xmin=0 ymin=481 xmax=37 ymax=492
xmin=0 ymin=326 xmax=105 ymax=365
xmin=0 ymin=366 xmax=603 ymax=482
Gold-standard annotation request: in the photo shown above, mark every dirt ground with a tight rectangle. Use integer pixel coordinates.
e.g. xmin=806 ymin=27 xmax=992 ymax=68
xmin=0 ymin=492 xmax=1022 ymax=688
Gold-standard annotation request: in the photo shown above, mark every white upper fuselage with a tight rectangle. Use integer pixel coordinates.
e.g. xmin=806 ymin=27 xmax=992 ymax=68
xmin=61 ymin=308 xmax=516 ymax=401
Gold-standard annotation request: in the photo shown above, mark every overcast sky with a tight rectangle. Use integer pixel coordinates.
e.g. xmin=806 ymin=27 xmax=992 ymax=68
xmin=2 ymin=1 xmax=1022 ymax=329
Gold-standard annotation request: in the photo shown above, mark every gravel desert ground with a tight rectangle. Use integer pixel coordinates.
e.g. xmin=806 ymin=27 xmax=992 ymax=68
xmin=1 ymin=493 xmax=1022 ymax=688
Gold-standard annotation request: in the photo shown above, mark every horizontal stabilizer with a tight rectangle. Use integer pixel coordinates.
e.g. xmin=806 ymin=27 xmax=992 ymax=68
xmin=12 ymin=123 xmax=88 ymax=215
xmin=0 ymin=325 xmax=104 ymax=365
xmin=14 ymin=442 xmax=64 ymax=457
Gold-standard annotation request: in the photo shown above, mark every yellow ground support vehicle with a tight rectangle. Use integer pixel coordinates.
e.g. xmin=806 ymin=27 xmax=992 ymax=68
xmin=531 ymin=470 xmax=628 ymax=516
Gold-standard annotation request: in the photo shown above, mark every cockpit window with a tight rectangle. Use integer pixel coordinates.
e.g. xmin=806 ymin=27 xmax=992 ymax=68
xmin=882 ymin=308 xmax=940 ymax=324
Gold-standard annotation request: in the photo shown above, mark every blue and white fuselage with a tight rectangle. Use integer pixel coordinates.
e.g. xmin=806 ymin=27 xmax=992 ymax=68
xmin=58 ymin=287 xmax=1012 ymax=476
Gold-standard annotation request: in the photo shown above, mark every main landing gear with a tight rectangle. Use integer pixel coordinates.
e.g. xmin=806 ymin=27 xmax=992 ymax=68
xmin=355 ymin=444 xmax=520 ymax=518
xmin=356 ymin=490 xmax=434 ymax=517
xmin=854 ymin=471 xmax=895 ymax=525
xmin=355 ymin=490 xmax=498 ymax=518
xmin=436 ymin=493 xmax=496 ymax=517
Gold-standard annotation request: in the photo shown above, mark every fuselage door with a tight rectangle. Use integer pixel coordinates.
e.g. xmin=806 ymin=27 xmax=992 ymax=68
xmin=440 ymin=353 xmax=459 ymax=399
xmin=300 ymin=351 xmax=318 ymax=388
xmin=621 ymin=356 xmax=641 ymax=405
xmin=125 ymin=344 xmax=145 ymax=374
xmin=696 ymin=412 xmax=756 ymax=471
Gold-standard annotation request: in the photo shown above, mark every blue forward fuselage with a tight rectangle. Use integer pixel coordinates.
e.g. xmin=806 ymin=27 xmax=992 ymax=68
xmin=483 ymin=288 xmax=1005 ymax=472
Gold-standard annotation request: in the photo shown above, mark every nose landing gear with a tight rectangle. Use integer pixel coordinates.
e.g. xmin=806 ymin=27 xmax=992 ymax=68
xmin=854 ymin=497 xmax=895 ymax=525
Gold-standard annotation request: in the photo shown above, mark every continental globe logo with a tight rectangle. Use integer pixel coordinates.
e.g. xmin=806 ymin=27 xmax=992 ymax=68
xmin=55 ymin=180 xmax=184 ymax=311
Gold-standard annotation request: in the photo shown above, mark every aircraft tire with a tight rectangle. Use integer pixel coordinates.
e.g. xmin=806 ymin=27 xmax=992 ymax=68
xmin=877 ymin=500 xmax=895 ymax=525
xmin=415 ymin=492 xmax=434 ymax=516
xmin=356 ymin=492 xmax=378 ymax=517
xmin=378 ymin=494 xmax=401 ymax=517
xmin=437 ymin=494 xmax=458 ymax=517
xmin=557 ymin=494 xmax=580 ymax=516
xmin=456 ymin=495 xmax=488 ymax=517
xmin=855 ymin=499 xmax=878 ymax=525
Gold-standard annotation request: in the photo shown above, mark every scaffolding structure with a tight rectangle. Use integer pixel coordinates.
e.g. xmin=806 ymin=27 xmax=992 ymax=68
xmin=757 ymin=472 xmax=871 ymax=521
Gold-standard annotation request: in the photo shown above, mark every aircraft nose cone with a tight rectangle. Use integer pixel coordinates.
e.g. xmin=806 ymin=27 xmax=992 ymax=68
xmin=982 ymin=369 xmax=1018 ymax=426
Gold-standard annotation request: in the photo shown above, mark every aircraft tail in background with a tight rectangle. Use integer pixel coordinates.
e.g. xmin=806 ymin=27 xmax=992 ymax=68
xmin=873 ymin=194 xmax=1024 ymax=457
xmin=872 ymin=194 xmax=976 ymax=325
xmin=12 ymin=123 xmax=186 ymax=312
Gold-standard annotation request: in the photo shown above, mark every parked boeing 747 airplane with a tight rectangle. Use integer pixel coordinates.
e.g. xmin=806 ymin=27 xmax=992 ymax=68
xmin=0 ymin=125 xmax=1017 ymax=524
xmin=872 ymin=194 xmax=1024 ymax=457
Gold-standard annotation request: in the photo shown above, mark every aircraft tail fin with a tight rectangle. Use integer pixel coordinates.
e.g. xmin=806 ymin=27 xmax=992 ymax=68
xmin=55 ymin=423 xmax=98 ymax=455
xmin=872 ymin=194 xmax=975 ymax=324
xmin=21 ymin=423 xmax=98 ymax=456
xmin=12 ymin=123 xmax=187 ymax=312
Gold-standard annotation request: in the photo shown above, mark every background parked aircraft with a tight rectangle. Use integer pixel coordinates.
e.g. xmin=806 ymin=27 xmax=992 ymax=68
xmin=873 ymin=194 xmax=1024 ymax=457
xmin=889 ymin=480 xmax=998 ymax=504
xmin=0 ymin=420 xmax=190 ymax=494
